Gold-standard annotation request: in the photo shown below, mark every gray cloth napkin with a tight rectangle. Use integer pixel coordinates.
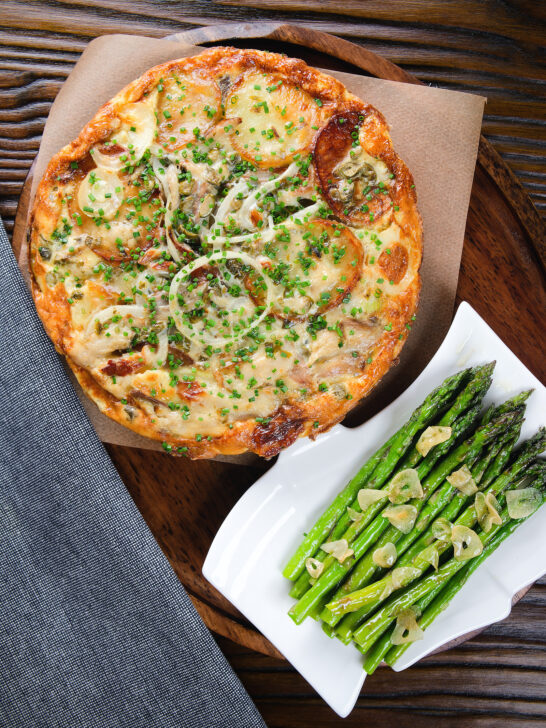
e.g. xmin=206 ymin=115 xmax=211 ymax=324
xmin=0 ymin=217 xmax=265 ymax=727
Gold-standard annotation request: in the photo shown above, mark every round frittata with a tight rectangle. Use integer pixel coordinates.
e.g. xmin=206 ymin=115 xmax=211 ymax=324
xmin=30 ymin=47 xmax=422 ymax=459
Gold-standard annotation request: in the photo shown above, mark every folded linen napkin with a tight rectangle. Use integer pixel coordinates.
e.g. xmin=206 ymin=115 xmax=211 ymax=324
xmin=0 ymin=217 xmax=265 ymax=727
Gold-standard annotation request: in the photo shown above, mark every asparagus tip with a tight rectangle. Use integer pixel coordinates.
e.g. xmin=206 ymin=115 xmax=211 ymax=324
xmin=479 ymin=360 xmax=496 ymax=375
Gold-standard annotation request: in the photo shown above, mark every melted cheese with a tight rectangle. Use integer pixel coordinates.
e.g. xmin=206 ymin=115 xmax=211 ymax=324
xmin=78 ymin=169 xmax=124 ymax=219
xmin=156 ymin=75 xmax=221 ymax=152
xmin=35 ymin=55 xmax=419 ymax=449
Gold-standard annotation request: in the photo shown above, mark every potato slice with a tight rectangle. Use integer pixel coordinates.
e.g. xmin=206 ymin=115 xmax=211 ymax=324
xmin=258 ymin=219 xmax=363 ymax=318
xmin=73 ymin=172 xmax=159 ymax=262
xmin=225 ymin=71 xmax=321 ymax=168
xmin=92 ymin=94 xmax=158 ymax=170
xmin=156 ymin=73 xmax=222 ymax=152
xmin=313 ymin=109 xmax=394 ymax=228
xmin=77 ymin=168 xmax=124 ymax=220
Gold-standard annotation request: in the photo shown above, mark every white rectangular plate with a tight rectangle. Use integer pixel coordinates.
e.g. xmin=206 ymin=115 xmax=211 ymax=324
xmin=203 ymin=302 xmax=545 ymax=717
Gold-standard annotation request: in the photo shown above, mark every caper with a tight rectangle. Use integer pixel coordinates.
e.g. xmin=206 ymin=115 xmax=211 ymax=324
xmin=361 ymin=162 xmax=376 ymax=182
xmin=124 ymin=405 xmax=136 ymax=421
xmin=338 ymin=159 xmax=363 ymax=179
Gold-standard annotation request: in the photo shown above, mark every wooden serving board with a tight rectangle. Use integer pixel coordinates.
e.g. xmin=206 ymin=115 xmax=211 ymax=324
xmin=14 ymin=23 xmax=545 ymax=661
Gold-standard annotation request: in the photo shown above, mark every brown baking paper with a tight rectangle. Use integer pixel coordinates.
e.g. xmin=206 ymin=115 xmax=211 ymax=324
xmin=18 ymin=33 xmax=485 ymax=463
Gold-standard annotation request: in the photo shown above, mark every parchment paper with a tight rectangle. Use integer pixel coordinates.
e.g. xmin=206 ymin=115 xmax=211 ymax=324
xmin=19 ymin=34 xmax=486 ymax=462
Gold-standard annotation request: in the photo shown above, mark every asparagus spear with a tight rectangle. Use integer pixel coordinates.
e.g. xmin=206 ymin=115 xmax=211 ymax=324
xmin=364 ymin=472 xmax=545 ymax=674
xmin=288 ymin=408 xmax=513 ymax=625
xmin=353 ymin=429 xmax=546 ymax=651
xmin=398 ymin=366 xmax=495 ymax=471
xmin=378 ymin=463 xmax=546 ymax=674
xmin=320 ymin=405 xmax=489 ymax=626
xmin=282 ymin=368 xmax=472 ymax=582
xmin=394 ymin=415 xmax=535 ymax=568
xmin=330 ymin=398 xmax=516 ymax=617
xmin=330 ymin=425 xmax=543 ymax=626
xmin=321 ymin=408 xmax=521 ymax=623
xmin=328 ymin=404 xmax=490 ymax=568
xmin=347 ymin=403 xmax=507 ymax=598
xmin=414 ymin=458 xmax=545 ymax=620
xmin=330 ymin=420 xmax=517 ymax=638
xmin=354 ymin=498 xmax=522 ymax=653
xmin=289 ymin=367 xmax=492 ymax=599
xmin=395 ymin=418 xmax=524 ymax=568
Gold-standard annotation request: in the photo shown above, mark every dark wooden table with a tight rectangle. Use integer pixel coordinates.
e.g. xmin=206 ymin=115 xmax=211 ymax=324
xmin=2 ymin=3 xmax=545 ymax=726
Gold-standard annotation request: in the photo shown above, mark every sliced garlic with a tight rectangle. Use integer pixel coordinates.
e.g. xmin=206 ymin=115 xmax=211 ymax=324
xmin=447 ymin=464 xmax=478 ymax=495
xmin=372 ymin=542 xmax=397 ymax=568
xmin=413 ymin=543 xmax=440 ymax=571
xmin=78 ymin=168 xmax=124 ymax=219
xmin=382 ymin=504 xmax=418 ymax=534
xmin=391 ymin=606 xmax=424 ymax=645
xmin=305 ymin=557 xmax=324 ymax=580
xmin=475 ymin=492 xmax=503 ymax=532
xmin=391 ymin=566 xmax=420 ymax=589
xmin=431 ymin=517 xmax=453 ymax=542
xmin=506 ymin=487 xmax=541 ymax=519
xmin=416 ymin=425 xmax=452 ymax=457
xmin=347 ymin=506 xmax=364 ymax=523
xmin=380 ymin=566 xmax=420 ymax=600
xmin=388 ymin=468 xmax=423 ymax=504
xmin=451 ymin=524 xmax=483 ymax=561
xmin=357 ymin=488 xmax=387 ymax=511
xmin=320 ymin=539 xmax=354 ymax=564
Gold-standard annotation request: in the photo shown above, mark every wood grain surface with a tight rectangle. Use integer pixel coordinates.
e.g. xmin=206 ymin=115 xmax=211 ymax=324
xmin=2 ymin=3 xmax=546 ymax=726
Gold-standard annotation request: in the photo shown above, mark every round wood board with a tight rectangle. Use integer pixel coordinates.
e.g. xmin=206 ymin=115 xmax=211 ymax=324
xmin=14 ymin=23 xmax=545 ymax=662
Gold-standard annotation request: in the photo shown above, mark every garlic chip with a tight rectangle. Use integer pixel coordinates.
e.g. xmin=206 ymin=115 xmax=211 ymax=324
xmin=357 ymin=488 xmax=387 ymax=511
xmin=382 ymin=504 xmax=418 ymax=534
xmin=320 ymin=539 xmax=354 ymax=564
xmin=391 ymin=566 xmax=421 ymax=589
xmin=380 ymin=567 xmax=421 ymax=600
xmin=347 ymin=506 xmax=364 ymax=523
xmin=391 ymin=607 xmax=424 ymax=645
xmin=447 ymin=464 xmax=478 ymax=495
xmin=305 ymin=557 xmax=324 ymax=580
xmin=431 ymin=517 xmax=453 ymax=542
xmin=416 ymin=426 xmax=452 ymax=457
xmin=451 ymin=524 xmax=483 ymax=561
xmin=506 ymin=487 xmax=541 ymax=519
xmin=413 ymin=543 xmax=440 ymax=571
xmin=475 ymin=491 xmax=503 ymax=532
xmin=372 ymin=542 xmax=397 ymax=568
xmin=388 ymin=468 xmax=423 ymax=504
